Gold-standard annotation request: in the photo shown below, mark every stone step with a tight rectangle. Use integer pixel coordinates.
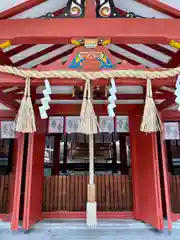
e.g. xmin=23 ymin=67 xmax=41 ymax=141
xmin=32 ymin=219 xmax=151 ymax=230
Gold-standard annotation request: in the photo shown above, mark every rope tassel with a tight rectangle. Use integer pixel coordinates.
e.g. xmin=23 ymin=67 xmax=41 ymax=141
xmin=79 ymin=79 xmax=97 ymax=227
xmin=140 ymin=79 xmax=162 ymax=133
xmin=79 ymin=79 xmax=98 ymax=135
xmin=14 ymin=77 xmax=36 ymax=133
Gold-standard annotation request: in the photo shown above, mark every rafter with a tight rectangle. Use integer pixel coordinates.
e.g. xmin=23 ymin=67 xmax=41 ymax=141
xmin=136 ymin=0 xmax=180 ymax=18
xmin=109 ymin=50 xmax=139 ymax=65
xmin=144 ymin=44 xmax=175 ymax=58
xmin=14 ymin=44 xmax=64 ymax=67
xmin=33 ymin=48 xmax=75 ymax=67
xmin=5 ymin=44 xmax=35 ymax=58
xmin=0 ymin=90 xmax=19 ymax=111
xmin=115 ymin=44 xmax=167 ymax=67
xmin=0 ymin=50 xmax=13 ymax=65
xmin=0 ymin=0 xmax=46 ymax=19
xmin=166 ymin=50 xmax=180 ymax=68
xmin=0 ymin=19 xmax=179 ymax=45
xmin=157 ymin=98 xmax=175 ymax=111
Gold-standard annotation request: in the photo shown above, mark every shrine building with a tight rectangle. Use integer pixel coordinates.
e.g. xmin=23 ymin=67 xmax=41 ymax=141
xmin=0 ymin=0 xmax=179 ymax=232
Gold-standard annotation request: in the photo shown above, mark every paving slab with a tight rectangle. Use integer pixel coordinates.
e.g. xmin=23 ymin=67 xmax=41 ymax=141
xmin=0 ymin=220 xmax=180 ymax=240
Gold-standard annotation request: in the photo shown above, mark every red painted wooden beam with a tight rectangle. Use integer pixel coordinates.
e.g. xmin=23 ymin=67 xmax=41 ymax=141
xmin=0 ymin=90 xmax=19 ymax=111
xmin=11 ymin=93 xmax=172 ymax=100
xmin=0 ymin=110 xmax=15 ymax=118
xmin=0 ymin=73 xmax=176 ymax=87
xmin=136 ymin=0 xmax=180 ymax=18
xmin=48 ymin=104 xmax=143 ymax=115
xmin=0 ymin=0 xmax=46 ymax=19
xmin=161 ymin=110 xmax=180 ymax=121
xmin=85 ymin=0 xmax=96 ymax=18
xmin=0 ymin=19 xmax=180 ymax=44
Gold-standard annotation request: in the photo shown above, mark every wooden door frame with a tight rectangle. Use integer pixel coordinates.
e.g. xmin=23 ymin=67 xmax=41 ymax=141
xmin=11 ymin=133 xmax=25 ymax=230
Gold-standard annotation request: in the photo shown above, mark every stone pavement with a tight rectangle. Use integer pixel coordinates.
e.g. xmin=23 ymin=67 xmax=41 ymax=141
xmin=0 ymin=220 xmax=180 ymax=240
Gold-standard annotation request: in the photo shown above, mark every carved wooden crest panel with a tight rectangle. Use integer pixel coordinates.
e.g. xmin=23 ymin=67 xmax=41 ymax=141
xmin=99 ymin=116 xmax=114 ymax=133
xmin=48 ymin=116 xmax=64 ymax=133
xmin=164 ymin=122 xmax=180 ymax=140
xmin=1 ymin=121 xmax=15 ymax=139
xmin=116 ymin=116 xmax=129 ymax=133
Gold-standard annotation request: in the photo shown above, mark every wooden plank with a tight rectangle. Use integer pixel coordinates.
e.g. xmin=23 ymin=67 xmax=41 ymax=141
xmin=66 ymin=176 xmax=70 ymax=211
xmin=61 ymin=176 xmax=65 ymax=211
xmin=97 ymin=175 xmax=101 ymax=211
xmin=58 ymin=176 xmax=62 ymax=211
xmin=124 ymin=176 xmax=128 ymax=210
xmin=46 ymin=177 xmax=50 ymax=212
xmin=118 ymin=176 xmax=122 ymax=210
xmin=113 ymin=176 xmax=118 ymax=210
xmin=54 ymin=176 xmax=58 ymax=211
xmin=43 ymin=177 xmax=47 ymax=212
xmin=49 ymin=176 xmax=54 ymax=211
xmin=74 ymin=176 xmax=78 ymax=211
xmin=0 ymin=176 xmax=4 ymax=212
xmin=4 ymin=176 xmax=9 ymax=213
xmin=176 ymin=176 xmax=180 ymax=213
xmin=79 ymin=176 xmax=82 ymax=211
xmin=82 ymin=176 xmax=86 ymax=211
xmin=109 ymin=175 xmax=114 ymax=211
xmin=69 ymin=176 xmax=73 ymax=211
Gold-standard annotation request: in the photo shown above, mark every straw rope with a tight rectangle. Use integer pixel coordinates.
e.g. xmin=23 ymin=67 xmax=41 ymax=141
xmin=1 ymin=64 xmax=176 ymax=134
xmin=0 ymin=65 xmax=179 ymax=80
xmin=140 ymin=79 xmax=162 ymax=133
xmin=89 ymin=134 xmax=94 ymax=185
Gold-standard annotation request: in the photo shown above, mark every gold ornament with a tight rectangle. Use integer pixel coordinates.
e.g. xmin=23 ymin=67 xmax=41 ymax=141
xmin=0 ymin=40 xmax=11 ymax=49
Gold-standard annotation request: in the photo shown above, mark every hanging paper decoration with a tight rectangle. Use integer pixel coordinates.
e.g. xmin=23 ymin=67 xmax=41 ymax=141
xmin=99 ymin=116 xmax=114 ymax=133
xmin=175 ymin=75 xmax=180 ymax=111
xmin=66 ymin=116 xmax=81 ymax=133
xmin=116 ymin=116 xmax=129 ymax=133
xmin=164 ymin=122 xmax=180 ymax=140
xmin=1 ymin=121 xmax=15 ymax=139
xmin=107 ymin=78 xmax=117 ymax=117
xmin=48 ymin=116 xmax=64 ymax=133
xmin=39 ymin=79 xmax=52 ymax=119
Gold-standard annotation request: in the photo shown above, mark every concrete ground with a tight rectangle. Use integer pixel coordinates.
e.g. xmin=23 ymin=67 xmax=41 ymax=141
xmin=0 ymin=220 xmax=180 ymax=240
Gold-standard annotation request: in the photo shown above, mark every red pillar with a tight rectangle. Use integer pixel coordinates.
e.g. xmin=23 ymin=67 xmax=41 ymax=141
xmin=10 ymin=133 xmax=25 ymax=230
xmin=52 ymin=135 xmax=60 ymax=175
xmin=22 ymin=118 xmax=46 ymax=230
